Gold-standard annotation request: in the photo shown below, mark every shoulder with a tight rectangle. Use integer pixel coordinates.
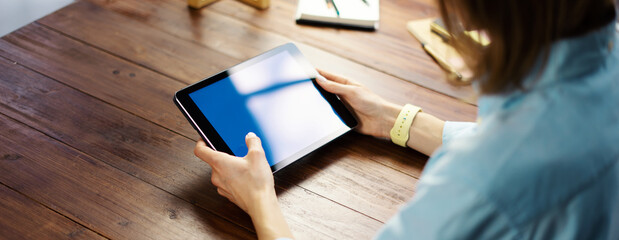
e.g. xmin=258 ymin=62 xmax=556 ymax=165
xmin=398 ymin=29 xmax=619 ymax=239
xmin=426 ymin=77 xmax=619 ymax=228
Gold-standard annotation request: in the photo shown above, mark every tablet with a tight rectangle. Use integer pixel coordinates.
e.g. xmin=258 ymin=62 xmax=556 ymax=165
xmin=174 ymin=43 xmax=357 ymax=172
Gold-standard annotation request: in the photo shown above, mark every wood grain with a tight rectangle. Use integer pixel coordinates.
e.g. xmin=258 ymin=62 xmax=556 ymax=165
xmin=33 ymin=1 xmax=454 ymax=221
xmin=86 ymin=0 xmax=476 ymax=102
xmin=37 ymin=0 xmax=476 ymax=164
xmin=30 ymin=0 xmax=471 ymax=221
xmin=0 ymin=20 xmax=414 ymax=226
xmin=0 ymin=184 xmax=105 ymax=240
xmin=27 ymin=0 xmax=467 ymax=216
xmin=0 ymin=22 xmax=197 ymax=140
xmin=208 ymin=0 xmax=470 ymax=95
xmin=40 ymin=0 xmax=240 ymax=84
xmin=74 ymin=0 xmax=478 ymax=112
xmin=0 ymin=58 xmax=256 ymax=240
xmin=0 ymin=0 xmax=480 ymax=238
xmin=0 ymin=39 xmax=383 ymax=238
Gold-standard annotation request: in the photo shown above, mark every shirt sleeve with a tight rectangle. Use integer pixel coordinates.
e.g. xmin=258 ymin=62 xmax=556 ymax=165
xmin=374 ymin=121 xmax=513 ymax=239
xmin=373 ymin=173 xmax=515 ymax=240
xmin=419 ymin=121 xmax=477 ymax=170
xmin=442 ymin=121 xmax=477 ymax=146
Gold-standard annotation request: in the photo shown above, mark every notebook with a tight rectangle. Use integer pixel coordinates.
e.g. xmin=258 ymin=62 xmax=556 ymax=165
xmin=295 ymin=0 xmax=380 ymax=30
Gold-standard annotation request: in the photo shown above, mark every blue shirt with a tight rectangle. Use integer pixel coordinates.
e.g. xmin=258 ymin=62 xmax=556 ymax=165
xmin=375 ymin=21 xmax=619 ymax=239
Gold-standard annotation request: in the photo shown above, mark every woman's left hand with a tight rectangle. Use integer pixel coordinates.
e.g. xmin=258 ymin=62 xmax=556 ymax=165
xmin=194 ymin=132 xmax=275 ymax=213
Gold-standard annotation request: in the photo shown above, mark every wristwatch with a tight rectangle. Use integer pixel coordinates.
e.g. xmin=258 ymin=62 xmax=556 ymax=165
xmin=390 ymin=104 xmax=422 ymax=147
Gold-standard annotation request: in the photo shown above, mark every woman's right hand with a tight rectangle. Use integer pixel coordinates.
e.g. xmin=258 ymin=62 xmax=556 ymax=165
xmin=316 ymin=69 xmax=402 ymax=139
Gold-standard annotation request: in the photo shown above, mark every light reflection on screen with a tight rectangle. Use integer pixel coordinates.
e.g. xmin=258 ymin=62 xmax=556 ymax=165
xmin=189 ymin=51 xmax=347 ymax=166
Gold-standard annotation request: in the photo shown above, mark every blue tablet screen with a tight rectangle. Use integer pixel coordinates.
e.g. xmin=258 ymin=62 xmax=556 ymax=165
xmin=188 ymin=51 xmax=348 ymax=166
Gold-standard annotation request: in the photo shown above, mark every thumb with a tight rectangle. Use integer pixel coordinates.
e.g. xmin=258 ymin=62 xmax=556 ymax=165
xmin=245 ymin=132 xmax=265 ymax=158
xmin=194 ymin=139 xmax=227 ymax=167
xmin=317 ymin=74 xmax=353 ymax=96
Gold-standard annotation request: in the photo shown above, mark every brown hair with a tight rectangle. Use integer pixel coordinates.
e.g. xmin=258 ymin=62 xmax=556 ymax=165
xmin=438 ymin=0 xmax=616 ymax=94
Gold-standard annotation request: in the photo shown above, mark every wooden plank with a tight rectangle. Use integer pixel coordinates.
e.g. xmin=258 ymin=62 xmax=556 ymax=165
xmin=60 ymin=0 xmax=477 ymax=103
xmin=0 ymin=22 xmax=197 ymax=140
xmin=0 ymin=1 xmax=480 ymax=238
xmin=0 ymin=118 xmax=256 ymax=240
xmin=84 ymin=0 xmax=476 ymax=101
xmin=276 ymin=133 xmax=425 ymax=221
xmin=12 ymin=1 xmax=473 ymax=221
xmin=37 ymin=0 xmax=476 ymax=133
xmin=36 ymin=0 xmax=476 ymax=177
xmin=0 ymin=44 xmax=249 ymax=231
xmin=0 ymin=21 xmax=412 ymax=226
xmin=36 ymin=0 xmax=240 ymax=84
xmin=0 ymin=184 xmax=105 ymax=240
xmin=30 ymin=2 xmax=432 ymax=221
xmin=207 ymin=0 xmax=475 ymax=97
xmin=0 ymin=43 xmax=382 ymax=238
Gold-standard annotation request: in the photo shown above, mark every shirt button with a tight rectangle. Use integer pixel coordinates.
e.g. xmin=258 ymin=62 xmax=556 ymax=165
xmin=609 ymin=40 xmax=614 ymax=52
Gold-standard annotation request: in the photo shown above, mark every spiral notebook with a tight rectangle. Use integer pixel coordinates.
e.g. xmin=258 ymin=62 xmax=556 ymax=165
xmin=295 ymin=0 xmax=380 ymax=30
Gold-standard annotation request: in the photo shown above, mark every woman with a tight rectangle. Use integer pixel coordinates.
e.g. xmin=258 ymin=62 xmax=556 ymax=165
xmin=194 ymin=0 xmax=619 ymax=238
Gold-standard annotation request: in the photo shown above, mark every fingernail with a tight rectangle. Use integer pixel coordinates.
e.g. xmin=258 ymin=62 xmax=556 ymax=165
xmin=317 ymin=75 xmax=327 ymax=82
xmin=247 ymin=132 xmax=256 ymax=137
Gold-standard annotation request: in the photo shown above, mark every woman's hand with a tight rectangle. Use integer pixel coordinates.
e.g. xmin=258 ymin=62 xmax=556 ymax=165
xmin=194 ymin=133 xmax=293 ymax=239
xmin=194 ymin=132 xmax=274 ymax=213
xmin=316 ymin=69 xmax=402 ymax=139
xmin=317 ymin=69 xmax=446 ymax=155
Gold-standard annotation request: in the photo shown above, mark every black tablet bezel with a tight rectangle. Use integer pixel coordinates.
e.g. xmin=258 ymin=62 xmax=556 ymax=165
xmin=174 ymin=43 xmax=358 ymax=172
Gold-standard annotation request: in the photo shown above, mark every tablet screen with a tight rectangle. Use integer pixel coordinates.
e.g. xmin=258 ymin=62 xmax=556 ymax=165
xmin=187 ymin=49 xmax=351 ymax=168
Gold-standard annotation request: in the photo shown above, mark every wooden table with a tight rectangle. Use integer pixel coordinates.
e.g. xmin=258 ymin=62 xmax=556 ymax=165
xmin=0 ymin=0 xmax=476 ymax=239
